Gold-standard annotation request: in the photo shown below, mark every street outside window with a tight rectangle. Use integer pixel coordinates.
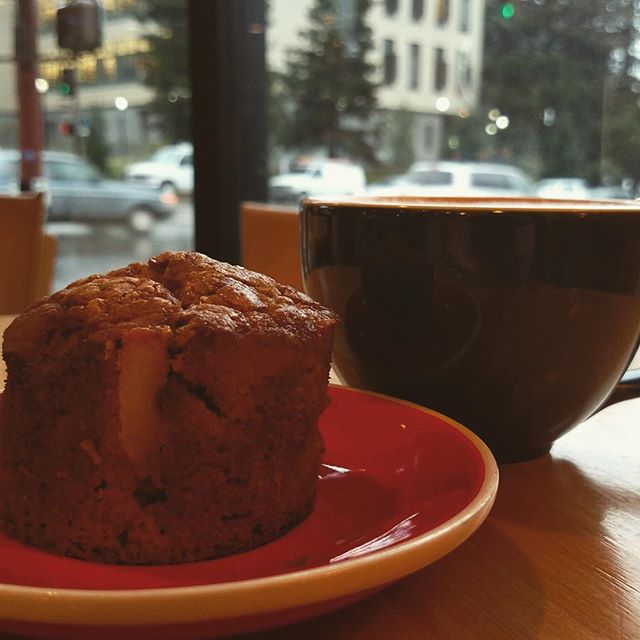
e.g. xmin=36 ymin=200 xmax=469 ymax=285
xmin=1 ymin=0 xmax=640 ymax=291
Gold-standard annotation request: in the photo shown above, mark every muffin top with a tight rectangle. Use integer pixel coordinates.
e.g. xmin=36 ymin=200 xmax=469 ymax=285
xmin=4 ymin=251 xmax=337 ymax=360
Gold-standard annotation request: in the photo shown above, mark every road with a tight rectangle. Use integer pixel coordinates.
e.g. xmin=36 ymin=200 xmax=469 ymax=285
xmin=46 ymin=202 xmax=194 ymax=292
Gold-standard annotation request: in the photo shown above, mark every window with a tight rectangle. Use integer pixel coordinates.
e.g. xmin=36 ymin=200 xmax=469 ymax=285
xmin=436 ymin=0 xmax=449 ymax=26
xmin=424 ymin=123 xmax=435 ymax=150
xmin=470 ymin=173 xmax=515 ymax=190
xmin=456 ymin=51 xmax=472 ymax=91
xmin=5 ymin=0 xmax=640 ymax=288
xmin=44 ymin=160 xmax=93 ymax=182
xmin=18 ymin=0 xmax=193 ymax=290
xmin=385 ymin=0 xmax=399 ymax=16
xmin=412 ymin=0 xmax=425 ymax=21
xmin=409 ymin=43 xmax=420 ymax=90
xmin=116 ymin=54 xmax=141 ymax=82
xmin=0 ymin=157 xmax=18 ymax=185
xmin=459 ymin=0 xmax=471 ymax=32
xmin=409 ymin=170 xmax=453 ymax=185
xmin=383 ymin=39 xmax=397 ymax=85
xmin=96 ymin=57 xmax=117 ymax=83
xmin=434 ymin=47 xmax=447 ymax=90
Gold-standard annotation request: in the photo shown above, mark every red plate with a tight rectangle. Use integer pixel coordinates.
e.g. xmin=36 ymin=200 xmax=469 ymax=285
xmin=0 ymin=385 xmax=498 ymax=639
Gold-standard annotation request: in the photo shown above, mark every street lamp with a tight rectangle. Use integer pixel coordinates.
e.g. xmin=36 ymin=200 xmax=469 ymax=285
xmin=114 ymin=96 xmax=129 ymax=154
xmin=34 ymin=78 xmax=49 ymax=94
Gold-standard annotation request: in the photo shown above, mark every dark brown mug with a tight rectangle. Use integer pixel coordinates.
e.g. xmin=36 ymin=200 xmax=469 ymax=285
xmin=300 ymin=196 xmax=640 ymax=463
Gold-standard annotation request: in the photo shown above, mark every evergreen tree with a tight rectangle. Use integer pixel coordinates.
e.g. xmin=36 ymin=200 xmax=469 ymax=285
xmin=85 ymin=108 xmax=111 ymax=175
xmin=279 ymin=0 xmax=377 ymax=161
xmin=449 ymin=0 xmax=638 ymax=183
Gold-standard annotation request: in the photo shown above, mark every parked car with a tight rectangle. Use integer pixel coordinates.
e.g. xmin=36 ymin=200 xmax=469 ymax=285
xmin=0 ymin=151 xmax=20 ymax=196
xmin=269 ymin=159 xmax=367 ymax=204
xmin=589 ymin=184 xmax=634 ymax=200
xmin=534 ymin=178 xmax=590 ymax=199
xmin=125 ymin=143 xmax=193 ymax=197
xmin=0 ymin=149 xmax=176 ymax=233
xmin=367 ymin=161 xmax=534 ymax=198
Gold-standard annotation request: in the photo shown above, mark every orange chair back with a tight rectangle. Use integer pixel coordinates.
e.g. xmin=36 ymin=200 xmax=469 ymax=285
xmin=240 ymin=201 xmax=303 ymax=290
xmin=0 ymin=193 xmax=55 ymax=313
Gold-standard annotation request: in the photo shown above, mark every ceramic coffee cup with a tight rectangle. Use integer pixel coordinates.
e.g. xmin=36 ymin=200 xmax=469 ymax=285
xmin=300 ymin=196 xmax=640 ymax=463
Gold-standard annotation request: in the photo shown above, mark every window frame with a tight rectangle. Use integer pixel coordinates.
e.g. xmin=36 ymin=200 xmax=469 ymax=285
xmin=188 ymin=0 xmax=268 ymax=264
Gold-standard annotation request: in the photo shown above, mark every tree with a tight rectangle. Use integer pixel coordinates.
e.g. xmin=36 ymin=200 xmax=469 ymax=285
xmin=277 ymin=0 xmax=378 ymax=161
xmin=378 ymin=109 xmax=414 ymax=175
xmin=85 ymin=108 xmax=111 ymax=174
xmin=450 ymin=0 xmax=638 ymax=182
xmin=134 ymin=0 xmax=190 ymax=143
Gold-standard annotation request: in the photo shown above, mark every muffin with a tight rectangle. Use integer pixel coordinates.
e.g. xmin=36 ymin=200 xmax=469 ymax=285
xmin=0 ymin=251 xmax=337 ymax=564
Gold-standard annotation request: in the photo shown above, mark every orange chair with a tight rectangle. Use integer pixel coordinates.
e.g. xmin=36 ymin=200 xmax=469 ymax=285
xmin=0 ymin=193 xmax=57 ymax=314
xmin=240 ymin=201 xmax=303 ymax=290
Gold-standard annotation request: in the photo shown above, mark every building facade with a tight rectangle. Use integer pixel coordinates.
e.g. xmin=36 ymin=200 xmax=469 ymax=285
xmin=1 ymin=0 xmax=486 ymax=164
xmin=268 ymin=0 xmax=486 ymax=162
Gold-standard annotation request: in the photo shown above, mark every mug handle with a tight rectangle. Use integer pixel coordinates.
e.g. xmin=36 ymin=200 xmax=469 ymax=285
xmin=603 ymin=368 xmax=640 ymax=408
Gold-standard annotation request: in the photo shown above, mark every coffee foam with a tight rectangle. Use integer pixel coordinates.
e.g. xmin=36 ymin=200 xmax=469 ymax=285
xmin=305 ymin=195 xmax=640 ymax=214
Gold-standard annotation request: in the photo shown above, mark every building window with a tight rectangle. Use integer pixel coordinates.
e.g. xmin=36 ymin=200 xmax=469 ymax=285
xmin=435 ymin=47 xmax=447 ymax=90
xmin=383 ymin=39 xmax=397 ymax=85
xmin=116 ymin=54 xmax=141 ymax=82
xmin=412 ymin=0 xmax=425 ymax=21
xmin=456 ymin=51 xmax=472 ymax=91
xmin=409 ymin=43 xmax=420 ymax=89
xmin=424 ymin=122 xmax=435 ymax=151
xmin=460 ymin=0 xmax=471 ymax=32
xmin=97 ymin=56 xmax=117 ymax=83
xmin=385 ymin=0 xmax=399 ymax=16
xmin=436 ymin=0 xmax=449 ymax=26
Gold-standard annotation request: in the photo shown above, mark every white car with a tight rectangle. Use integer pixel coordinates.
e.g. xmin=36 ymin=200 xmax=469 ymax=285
xmin=125 ymin=143 xmax=193 ymax=197
xmin=269 ymin=160 xmax=367 ymax=204
xmin=367 ymin=161 xmax=533 ymax=198
xmin=534 ymin=178 xmax=590 ymax=199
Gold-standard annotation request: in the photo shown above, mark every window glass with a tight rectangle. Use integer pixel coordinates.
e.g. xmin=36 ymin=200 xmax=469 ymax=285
xmin=409 ymin=169 xmax=453 ymax=185
xmin=459 ymin=0 xmax=471 ymax=32
xmin=456 ymin=51 xmax=472 ymax=92
xmin=434 ymin=47 xmax=447 ymax=91
xmin=383 ymin=39 xmax=397 ymax=85
xmin=0 ymin=157 xmax=18 ymax=185
xmin=409 ymin=43 xmax=420 ymax=90
xmin=3 ymin=0 xmax=640 ymax=291
xmin=412 ymin=0 xmax=424 ymax=21
xmin=45 ymin=161 xmax=79 ymax=182
xmin=436 ymin=0 xmax=449 ymax=26
xmin=470 ymin=172 xmax=514 ymax=190
xmin=424 ymin=122 xmax=435 ymax=151
xmin=0 ymin=0 xmax=194 ymax=291
xmin=385 ymin=0 xmax=399 ymax=17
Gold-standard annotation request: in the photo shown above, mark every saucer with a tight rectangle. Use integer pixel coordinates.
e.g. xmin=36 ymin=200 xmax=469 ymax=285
xmin=0 ymin=385 xmax=498 ymax=639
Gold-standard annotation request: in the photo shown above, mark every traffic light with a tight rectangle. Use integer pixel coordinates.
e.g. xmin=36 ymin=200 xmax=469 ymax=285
xmin=56 ymin=1 xmax=103 ymax=52
xmin=58 ymin=68 xmax=77 ymax=96
xmin=58 ymin=120 xmax=75 ymax=136
xmin=500 ymin=2 xmax=515 ymax=20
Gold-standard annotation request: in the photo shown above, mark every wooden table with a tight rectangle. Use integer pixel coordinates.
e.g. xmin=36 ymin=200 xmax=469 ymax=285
xmin=0 ymin=314 xmax=639 ymax=640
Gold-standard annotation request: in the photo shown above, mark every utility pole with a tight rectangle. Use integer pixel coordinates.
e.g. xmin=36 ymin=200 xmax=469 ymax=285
xmin=15 ymin=0 xmax=44 ymax=192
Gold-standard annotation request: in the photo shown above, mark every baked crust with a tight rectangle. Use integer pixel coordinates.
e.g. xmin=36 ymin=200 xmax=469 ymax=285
xmin=0 ymin=251 xmax=337 ymax=564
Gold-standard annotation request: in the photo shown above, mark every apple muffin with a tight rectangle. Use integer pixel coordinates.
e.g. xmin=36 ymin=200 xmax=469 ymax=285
xmin=0 ymin=251 xmax=337 ymax=564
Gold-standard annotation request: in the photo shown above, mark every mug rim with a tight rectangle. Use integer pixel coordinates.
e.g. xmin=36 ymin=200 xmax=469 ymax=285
xmin=301 ymin=195 xmax=640 ymax=214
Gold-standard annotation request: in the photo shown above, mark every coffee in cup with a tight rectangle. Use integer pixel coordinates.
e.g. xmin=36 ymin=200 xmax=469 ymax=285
xmin=300 ymin=196 xmax=640 ymax=462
